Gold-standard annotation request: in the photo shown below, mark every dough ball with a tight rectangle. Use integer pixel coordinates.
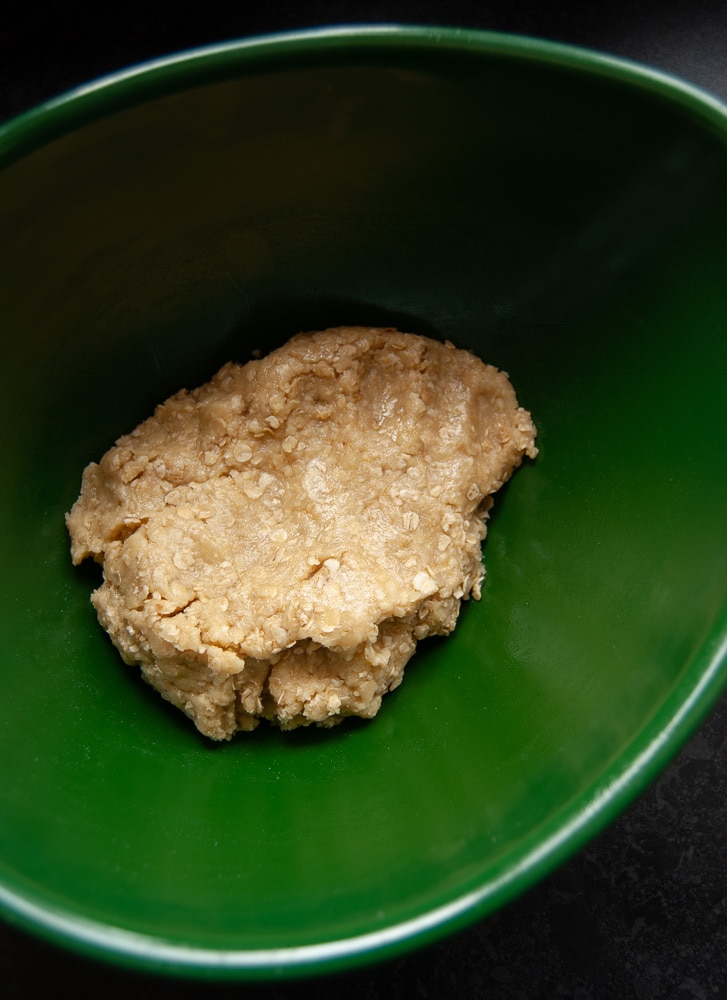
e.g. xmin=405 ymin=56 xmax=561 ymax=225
xmin=66 ymin=327 xmax=537 ymax=739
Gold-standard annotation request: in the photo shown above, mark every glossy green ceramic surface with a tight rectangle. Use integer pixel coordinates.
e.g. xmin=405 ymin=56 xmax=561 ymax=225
xmin=0 ymin=26 xmax=726 ymax=979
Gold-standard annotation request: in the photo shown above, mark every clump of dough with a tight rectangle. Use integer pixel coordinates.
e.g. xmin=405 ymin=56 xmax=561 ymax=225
xmin=66 ymin=327 xmax=537 ymax=739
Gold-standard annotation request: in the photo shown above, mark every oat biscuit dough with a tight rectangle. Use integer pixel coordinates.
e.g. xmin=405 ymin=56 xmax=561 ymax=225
xmin=67 ymin=327 xmax=538 ymax=739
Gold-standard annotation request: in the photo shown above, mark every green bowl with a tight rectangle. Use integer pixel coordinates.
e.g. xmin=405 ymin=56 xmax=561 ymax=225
xmin=0 ymin=25 xmax=725 ymax=980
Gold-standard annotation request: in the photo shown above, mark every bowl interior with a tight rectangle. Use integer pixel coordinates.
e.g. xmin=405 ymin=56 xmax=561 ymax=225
xmin=0 ymin=29 xmax=726 ymax=977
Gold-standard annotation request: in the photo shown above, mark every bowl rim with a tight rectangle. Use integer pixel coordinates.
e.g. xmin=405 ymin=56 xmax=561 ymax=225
xmin=1 ymin=22 xmax=726 ymax=981
xmin=2 ymin=21 xmax=727 ymax=167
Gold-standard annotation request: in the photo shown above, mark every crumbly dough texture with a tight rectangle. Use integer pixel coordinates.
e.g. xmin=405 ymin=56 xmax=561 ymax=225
xmin=67 ymin=327 xmax=537 ymax=739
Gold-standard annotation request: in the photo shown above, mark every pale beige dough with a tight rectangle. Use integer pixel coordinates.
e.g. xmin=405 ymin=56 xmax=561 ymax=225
xmin=66 ymin=326 xmax=537 ymax=739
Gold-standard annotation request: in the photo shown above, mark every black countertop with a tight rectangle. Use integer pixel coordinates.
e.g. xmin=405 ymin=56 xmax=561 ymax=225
xmin=1 ymin=4 xmax=726 ymax=998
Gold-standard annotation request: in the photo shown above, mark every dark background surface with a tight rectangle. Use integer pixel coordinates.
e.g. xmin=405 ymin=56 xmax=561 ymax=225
xmin=1 ymin=3 xmax=726 ymax=998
